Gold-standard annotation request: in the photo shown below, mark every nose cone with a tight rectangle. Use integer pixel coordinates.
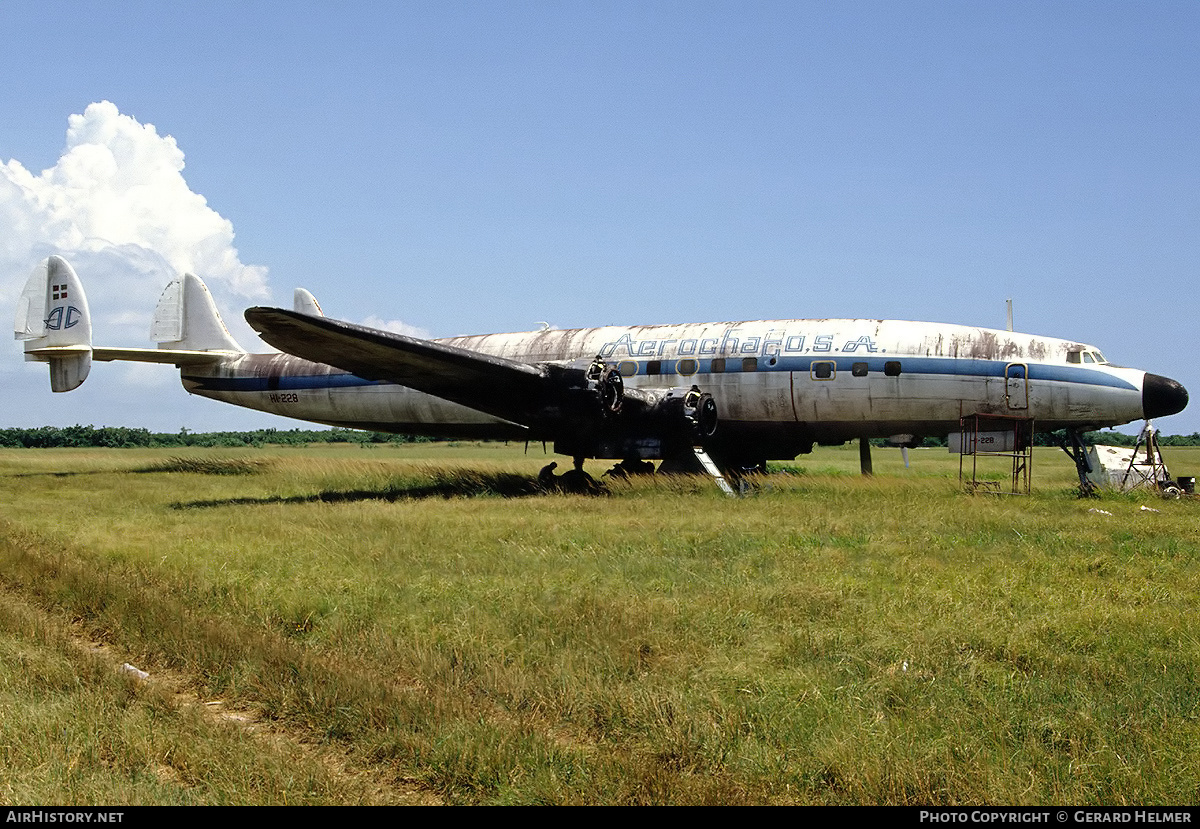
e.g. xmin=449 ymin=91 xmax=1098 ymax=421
xmin=1143 ymin=374 xmax=1189 ymax=419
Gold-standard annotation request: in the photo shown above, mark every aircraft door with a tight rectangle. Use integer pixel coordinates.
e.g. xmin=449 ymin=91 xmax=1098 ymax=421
xmin=1005 ymin=363 xmax=1029 ymax=410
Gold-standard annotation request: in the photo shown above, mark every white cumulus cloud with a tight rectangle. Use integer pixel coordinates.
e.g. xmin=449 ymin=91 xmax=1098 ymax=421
xmin=3 ymin=102 xmax=278 ymax=430
xmin=2 ymin=101 xmax=269 ymax=347
xmin=4 ymin=101 xmax=430 ymax=431
xmin=359 ymin=315 xmax=432 ymax=340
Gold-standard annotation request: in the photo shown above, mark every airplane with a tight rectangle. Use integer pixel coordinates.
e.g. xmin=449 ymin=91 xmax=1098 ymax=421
xmin=14 ymin=255 xmax=1189 ymax=488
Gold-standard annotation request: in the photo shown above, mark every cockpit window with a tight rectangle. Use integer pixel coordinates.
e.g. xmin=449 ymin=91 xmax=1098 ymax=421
xmin=1069 ymin=348 xmax=1109 ymax=366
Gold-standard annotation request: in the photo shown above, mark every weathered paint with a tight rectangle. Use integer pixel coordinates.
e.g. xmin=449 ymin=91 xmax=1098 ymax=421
xmin=21 ymin=256 xmax=1182 ymax=465
xmin=185 ymin=317 xmax=1157 ymax=462
xmin=183 ymin=353 xmax=525 ymax=438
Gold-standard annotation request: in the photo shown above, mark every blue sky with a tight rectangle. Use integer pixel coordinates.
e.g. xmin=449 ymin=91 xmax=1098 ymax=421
xmin=3 ymin=2 xmax=1197 ymax=435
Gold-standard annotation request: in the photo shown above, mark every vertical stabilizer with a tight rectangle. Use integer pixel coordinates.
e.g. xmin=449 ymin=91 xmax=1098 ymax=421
xmin=293 ymin=288 xmax=325 ymax=317
xmin=14 ymin=256 xmax=93 ymax=391
xmin=150 ymin=273 xmax=244 ymax=352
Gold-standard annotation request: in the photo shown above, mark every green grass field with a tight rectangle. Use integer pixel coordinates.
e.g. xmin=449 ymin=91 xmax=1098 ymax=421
xmin=1 ymin=442 xmax=1198 ymax=804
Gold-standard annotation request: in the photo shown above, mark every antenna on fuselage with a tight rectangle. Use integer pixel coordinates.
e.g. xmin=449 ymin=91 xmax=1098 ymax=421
xmin=1006 ymin=299 xmax=1014 ymax=332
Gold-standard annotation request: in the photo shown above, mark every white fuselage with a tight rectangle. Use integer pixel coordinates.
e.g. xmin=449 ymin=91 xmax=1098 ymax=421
xmin=180 ymin=318 xmax=1148 ymax=461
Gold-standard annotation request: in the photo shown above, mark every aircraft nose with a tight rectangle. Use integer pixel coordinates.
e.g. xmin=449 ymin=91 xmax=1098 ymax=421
xmin=1143 ymin=373 xmax=1189 ymax=419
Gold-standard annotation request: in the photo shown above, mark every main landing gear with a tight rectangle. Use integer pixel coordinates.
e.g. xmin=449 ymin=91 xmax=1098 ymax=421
xmin=1059 ymin=429 xmax=1099 ymax=498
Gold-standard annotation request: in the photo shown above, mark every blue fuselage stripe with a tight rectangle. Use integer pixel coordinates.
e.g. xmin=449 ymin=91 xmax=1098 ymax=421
xmin=185 ymin=357 xmax=1138 ymax=394
xmin=184 ymin=373 xmax=385 ymax=392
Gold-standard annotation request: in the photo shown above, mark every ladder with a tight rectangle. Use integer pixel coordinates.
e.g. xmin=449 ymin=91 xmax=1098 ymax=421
xmin=692 ymin=446 xmax=736 ymax=497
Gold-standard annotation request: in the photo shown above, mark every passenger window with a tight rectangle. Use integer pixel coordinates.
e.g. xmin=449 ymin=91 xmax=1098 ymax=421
xmin=742 ymin=357 xmax=757 ymax=372
xmin=812 ymin=361 xmax=834 ymax=380
xmin=646 ymin=360 xmax=662 ymax=375
xmin=677 ymin=359 xmax=698 ymax=376
xmin=852 ymin=362 xmax=868 ymax=377
xmin=618 ymin=361 xmax=638 ymax=377
xmin=711 ymin=358 xmax=726 ymax=373
xmin=884 ymin=361 xmax=902 ymax=377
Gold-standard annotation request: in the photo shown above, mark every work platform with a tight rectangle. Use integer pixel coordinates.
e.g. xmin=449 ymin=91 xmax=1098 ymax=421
xmin=955 ymin=413 xmax=1035 ymax=495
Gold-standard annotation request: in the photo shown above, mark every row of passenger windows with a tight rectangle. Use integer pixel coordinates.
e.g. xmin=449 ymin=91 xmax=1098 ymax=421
xmin=813 ymin=361 xmax=902 ymax=379
xmin=614 ymin=359 xmax=903 ymax=378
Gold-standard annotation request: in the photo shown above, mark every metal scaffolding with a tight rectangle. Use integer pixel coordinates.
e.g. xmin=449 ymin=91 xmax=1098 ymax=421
xmin=958 ymin=413 xmax=1035 ymax=495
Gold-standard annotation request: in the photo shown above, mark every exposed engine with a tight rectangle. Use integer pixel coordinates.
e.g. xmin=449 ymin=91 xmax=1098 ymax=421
xmin=551 ymin=358 xmax=719 ymax=459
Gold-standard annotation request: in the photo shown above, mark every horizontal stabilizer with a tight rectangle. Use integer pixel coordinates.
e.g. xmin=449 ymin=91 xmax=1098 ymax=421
xmin=92 ymin=346 xmax=234 ymax=366
xmin=24 ymin=344 xmax=227 ymax=367
xmin=15 ymin=258 xmax=244 ymax=391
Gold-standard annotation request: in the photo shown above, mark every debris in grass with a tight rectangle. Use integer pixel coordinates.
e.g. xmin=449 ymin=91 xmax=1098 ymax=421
xmin=120 ymin=662 xmax=149 ymax=680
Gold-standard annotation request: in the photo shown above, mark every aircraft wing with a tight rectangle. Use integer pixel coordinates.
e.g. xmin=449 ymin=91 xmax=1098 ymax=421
xmin=244 ymin=307 xmax=554 ymax=424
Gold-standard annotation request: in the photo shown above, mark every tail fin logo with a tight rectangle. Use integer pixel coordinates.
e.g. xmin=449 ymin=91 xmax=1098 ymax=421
xmin=46 ymin=306 xmax=82 ymax=330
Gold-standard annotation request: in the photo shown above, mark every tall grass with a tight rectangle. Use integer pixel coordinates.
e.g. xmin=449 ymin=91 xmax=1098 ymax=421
xmin=1 ymin=443 xmax=1198 ymax=804
xmin=0 ymin=582 xmax=430 ymax=804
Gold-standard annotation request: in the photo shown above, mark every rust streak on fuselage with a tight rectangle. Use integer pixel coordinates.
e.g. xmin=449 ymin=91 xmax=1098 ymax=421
xmin=437 ymin=320 xmax=1101 ymax=372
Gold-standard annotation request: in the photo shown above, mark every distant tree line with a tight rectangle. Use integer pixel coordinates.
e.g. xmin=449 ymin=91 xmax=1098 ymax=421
xmin=0 ymin=425 xmax=437 ymax=449
xmin=867 ymin=429 xmax=1200 ymax=451
xmin=4 ymin=424 xmax=1199 ymax=451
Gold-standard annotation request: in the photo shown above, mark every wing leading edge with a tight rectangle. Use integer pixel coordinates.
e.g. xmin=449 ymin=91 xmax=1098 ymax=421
xmin=244 ymin=307 xmax=555 ymax=425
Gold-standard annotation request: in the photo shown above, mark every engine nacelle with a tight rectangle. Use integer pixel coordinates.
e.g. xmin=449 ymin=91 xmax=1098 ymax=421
xmin=620 ymin=385 xmax=717 ymax=441
xmin=549 ymin=356 xmax=718 ymax=459
xmin=555 ymin=385 xmax=718 ymax=460
xmin=596 ymin=366 xmax=624 ymax=415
